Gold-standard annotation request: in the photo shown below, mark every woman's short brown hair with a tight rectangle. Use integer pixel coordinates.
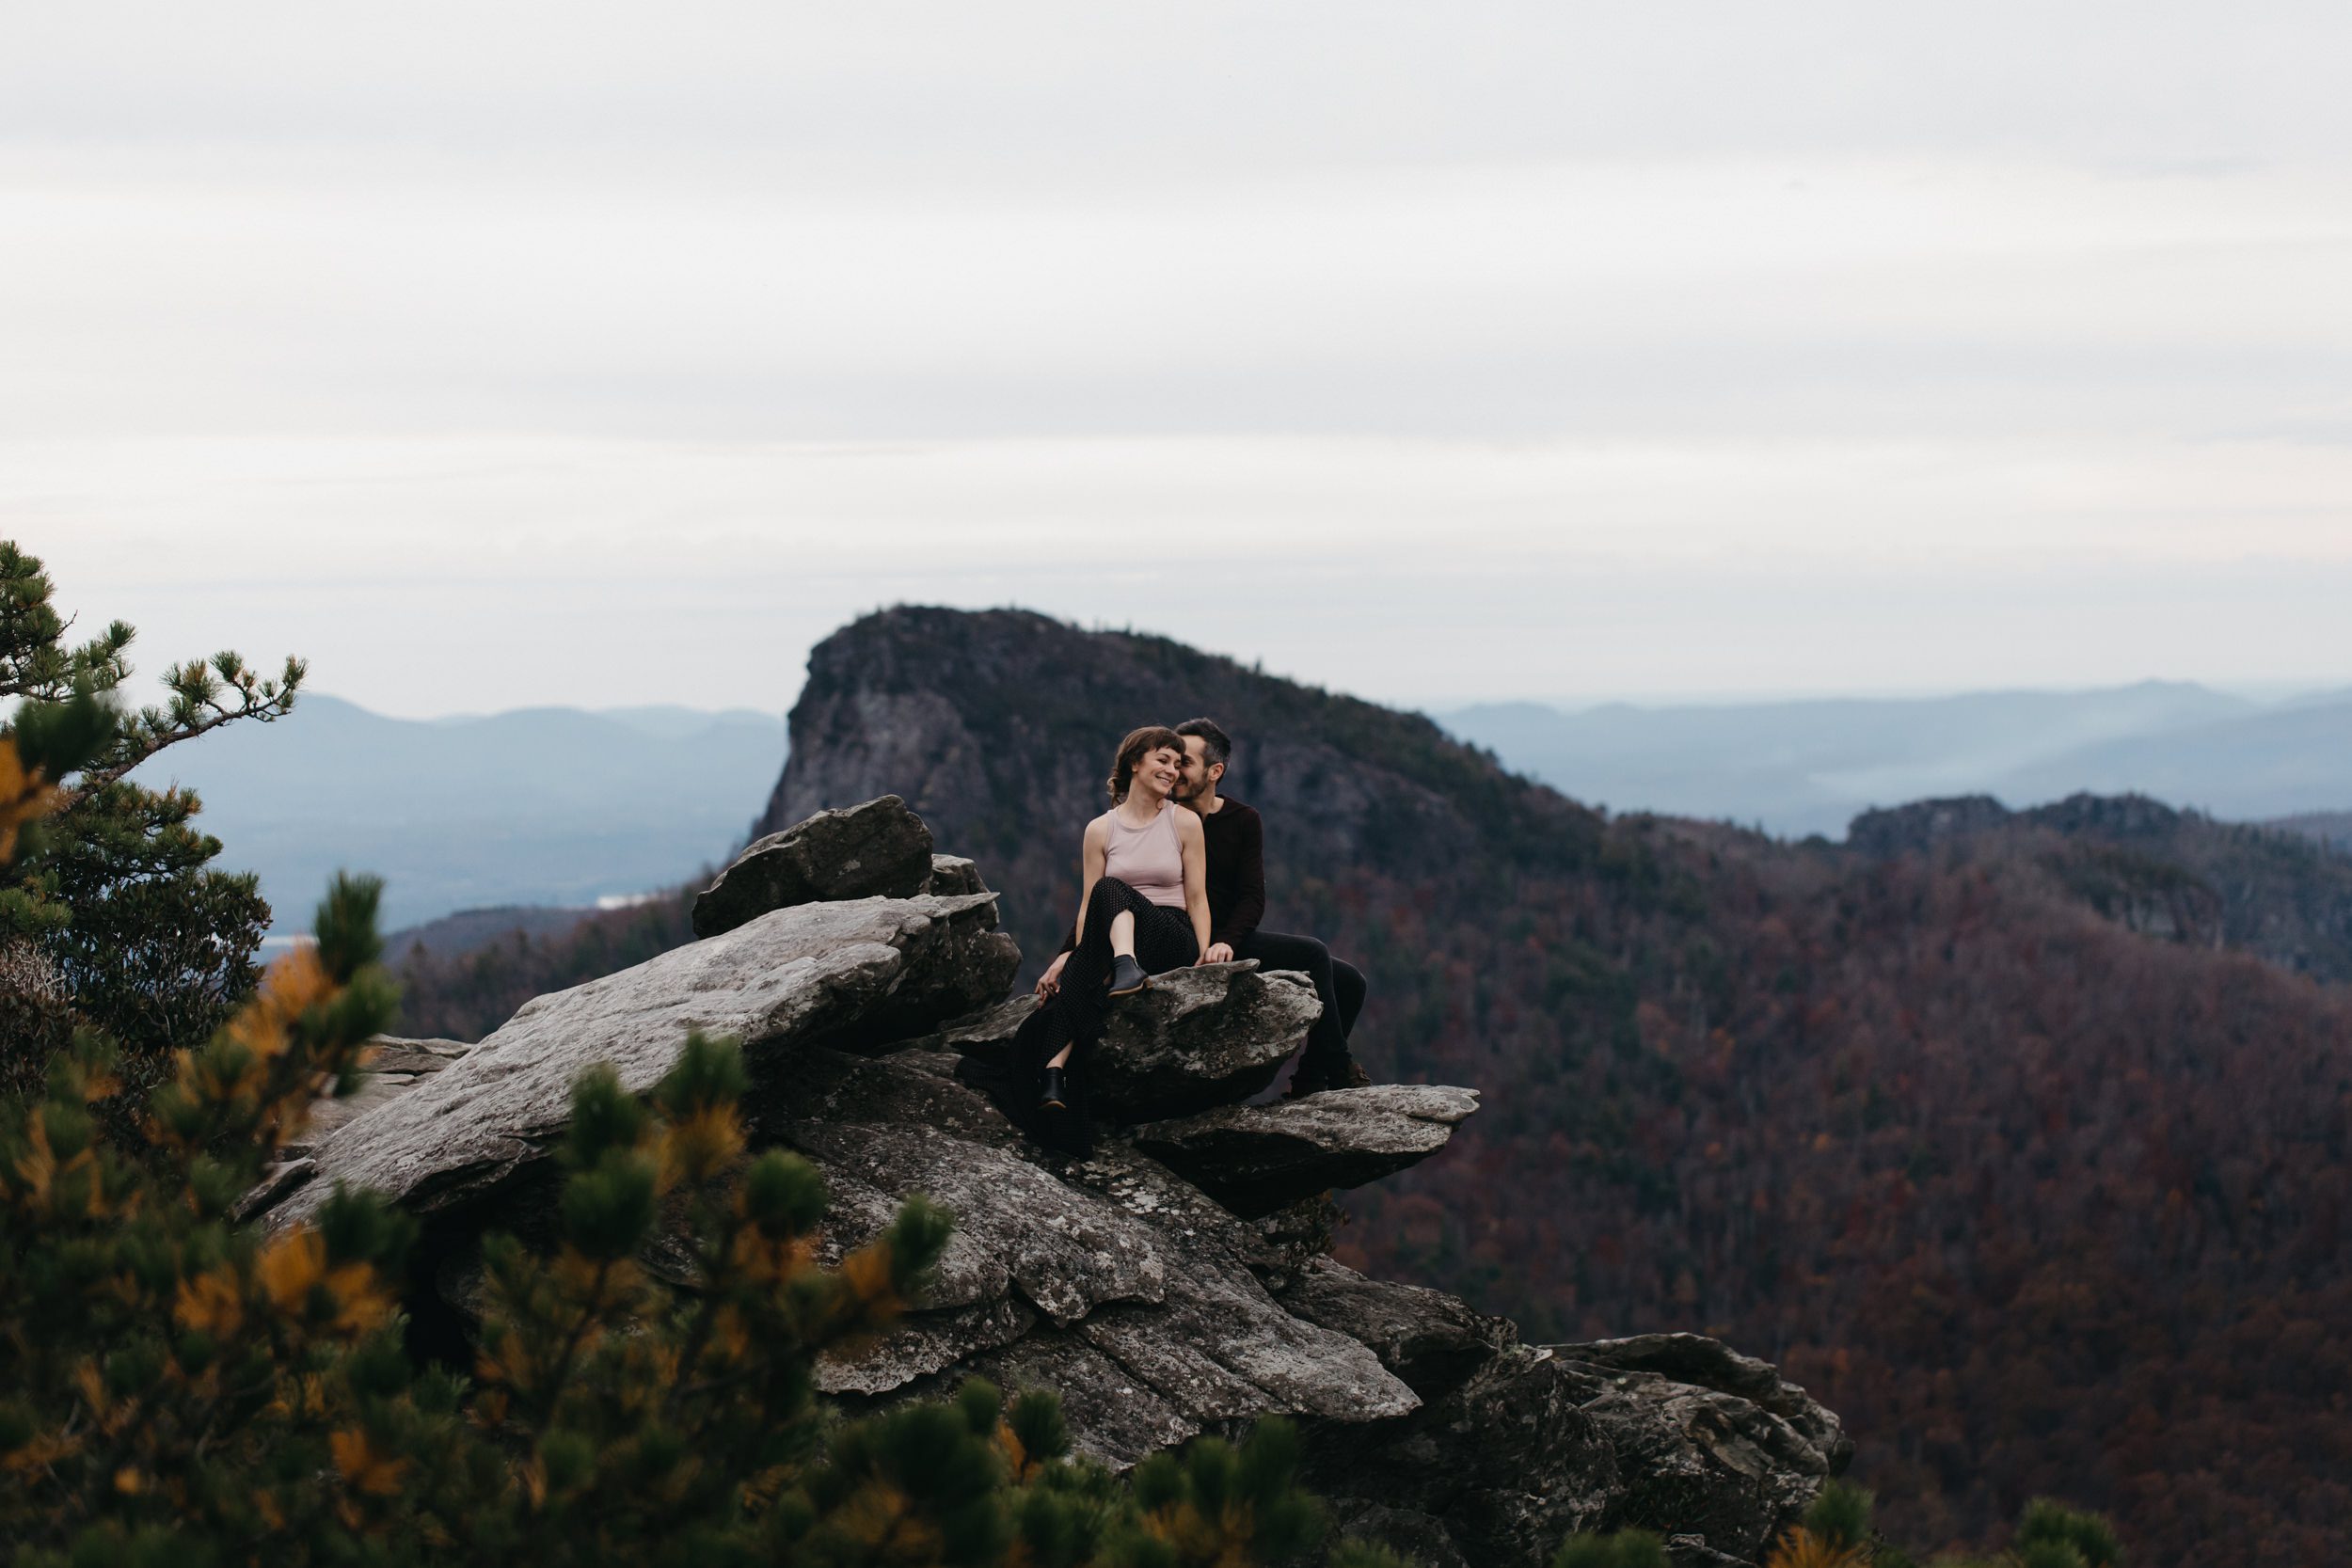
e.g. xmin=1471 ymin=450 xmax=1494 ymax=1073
xmin=1106 ymin=725 xmax=1185 ymax=803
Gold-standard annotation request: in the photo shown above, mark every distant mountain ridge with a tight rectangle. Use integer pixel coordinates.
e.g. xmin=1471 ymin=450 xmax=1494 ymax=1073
xmin=2277 ymin=811 xmax=2352 ymax=853
xmin=1849 ymin=791 xmax=2352 ymax=983
xmin=129 ymin=694 xmax=784 ymax=935
xmin=173 ymin=677 xmax=2352 ymax=944
xmin=1438 ymin=681 xmax=2352 ymax=837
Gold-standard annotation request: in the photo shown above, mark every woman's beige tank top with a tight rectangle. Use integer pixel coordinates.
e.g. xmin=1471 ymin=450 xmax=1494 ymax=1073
xmin=1103 ymin=800 xmax=1187 ymax=909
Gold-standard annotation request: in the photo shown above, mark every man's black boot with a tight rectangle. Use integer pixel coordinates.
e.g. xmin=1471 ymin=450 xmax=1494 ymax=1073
xmin=1286 ymin=1053 xmax=1370 ymax=1099
xmin=1284 ymin=1056 xmax=1336 ymax=1099
xmin=1106 ymin=955 xmax=1148 ymax=997
xmin=1040 ymin=1066 xmax=1069 ymax=1110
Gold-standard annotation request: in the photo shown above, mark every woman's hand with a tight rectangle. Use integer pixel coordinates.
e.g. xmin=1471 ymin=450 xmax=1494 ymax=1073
xmin=1035 ymin=951 xmax=1071 ymax=997
xmin=1195 ymin=942 xmax=1234 ymax=966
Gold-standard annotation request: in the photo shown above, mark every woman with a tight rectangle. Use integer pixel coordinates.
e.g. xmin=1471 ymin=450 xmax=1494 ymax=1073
xmin=964 ymin=725 xmax=1211 ymax=1153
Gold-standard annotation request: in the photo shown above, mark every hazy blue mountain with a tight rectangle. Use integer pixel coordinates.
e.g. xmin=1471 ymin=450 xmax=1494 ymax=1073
xmin=593 ymin=705 xmax=776 ymax=741
xmin=2277 ymin=811 xmax=2352 ymax=852
xmin=1439 ymin=681 xmax=2260 ymax=837
xmin=1996 ymin=695 xmax=2352 ymax=820
xmin=127 ymin=695 xmax=785 ymax=934
xmin=382 ymin=904 xmax=605 ymax=964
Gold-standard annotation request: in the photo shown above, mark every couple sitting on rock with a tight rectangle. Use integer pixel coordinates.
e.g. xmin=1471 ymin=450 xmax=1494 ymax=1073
xmin=968 ymin=717 xmax=1368 ymax=1154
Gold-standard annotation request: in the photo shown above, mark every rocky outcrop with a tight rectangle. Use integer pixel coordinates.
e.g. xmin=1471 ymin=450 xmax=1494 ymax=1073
xmin=238 ymin=1036 xmax=476 ymax=1222
xmin=1553 ymin=1335 xmax=1854 ymax=1484
xmin=1285 ymin=1276 xmax=1850 ymax=1568
xmin=264 ymin=893 xmax=1016 ymax=1228
xmin=754 ymin=608 xmax=1604 ymax=985
xmin=1318 ymin=1346 xmax=1620 ymax=1568
xmin=1279 ymin=1257 xmax=1518 ymax=1401
xmin=692 ymin=794 xmax=936 ymax=938
xmin=1132 ymin=1085 xmax=1480 ymax=1217
xmin=291 ymin=1035 xmax=470 ymax=1153
xmin=242 ymin=798 xmax=1844 ymax=1567
xmin=927 ymin=854 xmax=989 ymax=896
xmin=1545 ymin=1336 xmax=1853 ymax=1563
xmin=926 ymin=964 xmax=1322 ymax=1123
xmin=1085 ymin=965 xmax=1324 ymax=1119
xmin=1844 ymin=794 xmax=2016 ymax=858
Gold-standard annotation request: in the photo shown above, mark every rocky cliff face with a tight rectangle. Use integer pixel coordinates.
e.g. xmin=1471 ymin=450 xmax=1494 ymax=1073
xmin=251 ymin=797 xmax=1847 ymax=1568
xmin=760 ymin=607 xmax=1600 ymax=976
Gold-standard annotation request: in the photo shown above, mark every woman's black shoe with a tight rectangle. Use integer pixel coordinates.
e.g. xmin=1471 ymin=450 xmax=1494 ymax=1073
xmin=1106 ymin=955 xmax=1148 ymax=997
xmin=1039 ymin=1066 xmax=1069 ymax=1111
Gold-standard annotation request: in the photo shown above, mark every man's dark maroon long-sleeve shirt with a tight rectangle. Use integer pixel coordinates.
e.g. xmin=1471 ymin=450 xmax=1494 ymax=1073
xmin=1196 ymin=799 xmax=1265 ymax=948
xmin=1057 ymin=797 xmax=1266 ymax=955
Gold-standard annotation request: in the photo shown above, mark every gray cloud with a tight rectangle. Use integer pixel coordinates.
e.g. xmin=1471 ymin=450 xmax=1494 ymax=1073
xmin=9 ymin=3 xmax=2350 ymax=168
xmin=7 ymin=3 xmax=2350 ymax=712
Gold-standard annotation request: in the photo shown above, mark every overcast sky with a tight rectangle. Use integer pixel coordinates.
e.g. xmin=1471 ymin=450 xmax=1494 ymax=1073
xmin=10 ymin=3 xmax=2350 ymax=717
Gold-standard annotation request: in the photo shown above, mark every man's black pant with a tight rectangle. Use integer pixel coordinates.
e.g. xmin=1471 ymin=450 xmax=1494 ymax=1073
xmin=1234 ymin=929 xmax=1364 ymax=1079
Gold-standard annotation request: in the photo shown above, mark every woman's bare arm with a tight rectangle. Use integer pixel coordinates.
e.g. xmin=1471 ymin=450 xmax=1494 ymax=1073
xmin=1041 ymin=820 xmax=1109 ymax=996
xmin=1073 ymin=819 xmax=1107 ymax=936
xmin=1176 ymin=811 xmax=1212 ymax=960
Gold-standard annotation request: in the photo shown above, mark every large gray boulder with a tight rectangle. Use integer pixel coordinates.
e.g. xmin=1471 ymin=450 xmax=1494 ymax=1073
xmin=1306 ymin=1328 xmax=1852 ymax=1568
xmin=784 ymin=1118 xmax=1171 ymax=1327
xmin=1284 ymin=1262 xmax=1851 ymax=1568
xmin=729 ymin=1041 xmax=1421 ymax=1465
xmin=1556 ymin=1334 xmax=1855 ymax=1480
xmin=692 ymin=795 xmax=936 ymax=939
xmin=931 ymin=962 xmax=1322 ymax=1122
xmin=1279 ymin=1257 xmax=1517 ymax=1401
xmin=1092 ymin=964 xmax=1322 ymax=1118
xmin=1304 ymin=1346 xmax=1619 ymax=1568
xmin=255 ymin=894 xmax=1015 ymax=1229
xmin=289 ymin=1036 xmax=470 ymax=1155
xmin=926 ymin=854 xmax=989 ymax=896
xmin=1131 ymin=1085 xmax=1481 ymax=1217
xmin=243 ymin=1037 xmax=475 ymax=1222
xmin=756 ymin=1045 xmax=1844 ymax=1567
xmin=1546 ymin=1334 xmax=1853 ymax=1561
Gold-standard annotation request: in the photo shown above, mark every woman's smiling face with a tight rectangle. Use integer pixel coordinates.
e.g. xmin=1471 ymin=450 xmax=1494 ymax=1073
xmin=1136 ymin=745 xmax=1183 ymax=800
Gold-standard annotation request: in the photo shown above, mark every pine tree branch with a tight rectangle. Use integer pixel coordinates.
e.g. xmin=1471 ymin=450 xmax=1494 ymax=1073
xmin=534 ymin=1258 xmax=615 ymax=1426
xmin=66 ymin=654 xmax=305 ymax=798
xmin=660 ymin=1208 xmax=743 ymax=1422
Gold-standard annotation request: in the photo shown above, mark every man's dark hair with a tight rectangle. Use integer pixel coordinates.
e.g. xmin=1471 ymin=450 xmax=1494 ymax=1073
xmin=1175 ymin=717 xmax=1232 ymax=769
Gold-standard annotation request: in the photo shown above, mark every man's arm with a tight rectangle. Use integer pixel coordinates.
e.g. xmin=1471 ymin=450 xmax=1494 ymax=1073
xmin=1215 ymin=809 xmax=1266 ymax=949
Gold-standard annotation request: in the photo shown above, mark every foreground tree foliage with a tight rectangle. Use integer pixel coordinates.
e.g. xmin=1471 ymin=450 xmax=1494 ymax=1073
xmin=1549 ymin=1481 xmax=2121 ymax=1568
xmin=0 ymin=542 xmax=297 ymax=1117
xmin=0 ymin=722 xmax=1388 ymax=1568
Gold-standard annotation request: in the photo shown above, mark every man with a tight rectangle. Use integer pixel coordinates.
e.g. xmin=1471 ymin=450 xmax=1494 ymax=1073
xmin=1169 ymin=716 xmax=1369 ymax=1096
